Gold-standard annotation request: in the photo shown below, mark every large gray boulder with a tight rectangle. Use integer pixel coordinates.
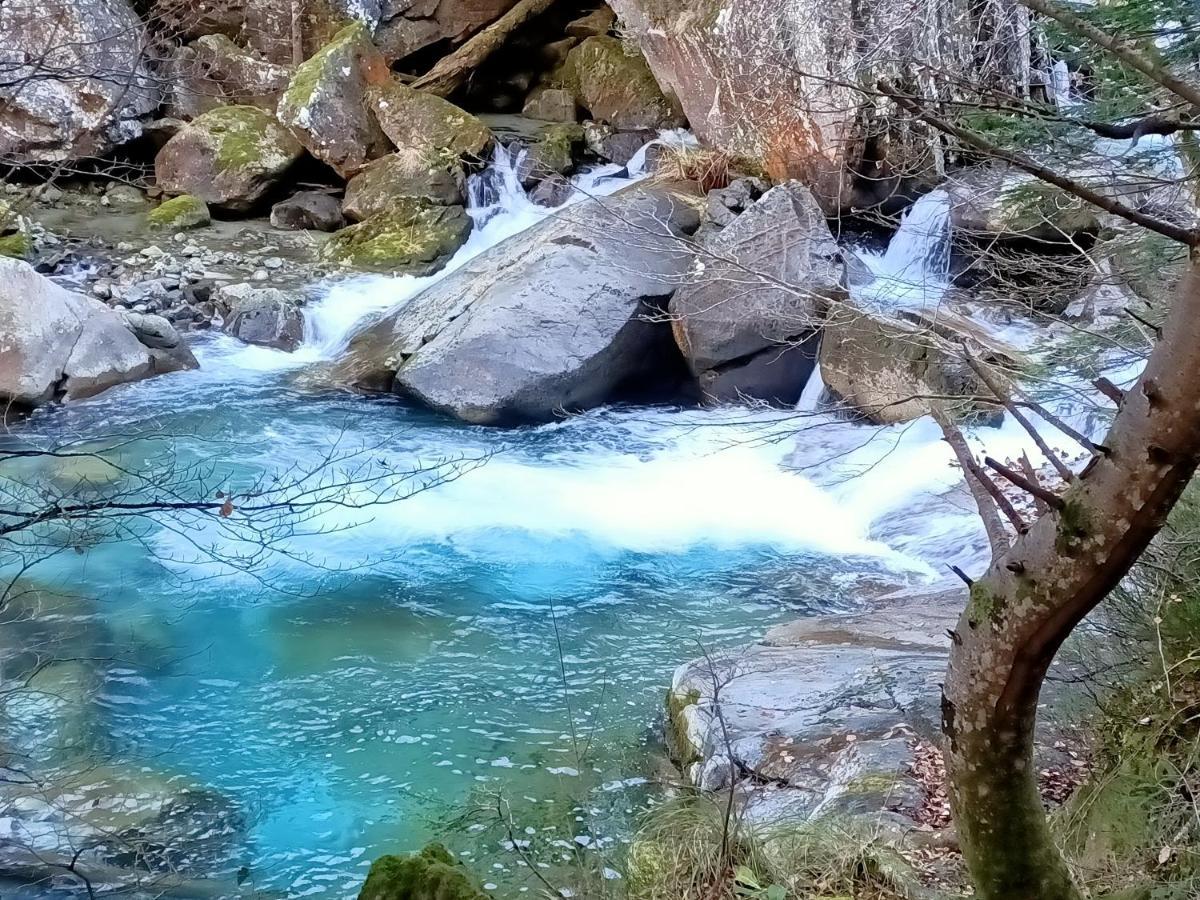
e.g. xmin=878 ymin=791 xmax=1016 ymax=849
xmin=668 ymin=592 xmax=960 ymax=829
xmin=670 ymin=182 xmax=845 ymax=404
xmin=0 ymin=0 xmax=160 ymax=163
xmin=336 ymin=184 xmax=701 ymax=424
xmin=0 ymin=259 xmax=191 ymax=408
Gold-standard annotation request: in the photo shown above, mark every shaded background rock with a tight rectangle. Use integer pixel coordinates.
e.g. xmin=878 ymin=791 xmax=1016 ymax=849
xmin=0 ymin=0 xmax=160 ymax=163
xmin=608 ymin=0 xmax=1033 ymax=212
xmin=271 ymin=191 xmax=346 ymax=231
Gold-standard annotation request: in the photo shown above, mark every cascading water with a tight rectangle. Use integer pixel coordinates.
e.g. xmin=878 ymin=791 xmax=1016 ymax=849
xmin=295 ymin=137 xmax=683 ymax=361
xmin=856 ymin=188 xmax=952 ymax=311
xmin=1051 ymin=59 xmax=1073 ymax=108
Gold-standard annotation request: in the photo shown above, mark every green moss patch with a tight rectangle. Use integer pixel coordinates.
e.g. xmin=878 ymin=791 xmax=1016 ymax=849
xmin=321 ymin=200 xmax=471 ymax=274
xmin=0 ymin=230 xmax=33 ymax=259
xmin=147 ymin=195 xmax=211 ymax=230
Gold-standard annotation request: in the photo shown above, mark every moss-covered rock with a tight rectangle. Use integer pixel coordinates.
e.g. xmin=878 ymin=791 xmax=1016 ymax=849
xmin=343 ymin=149 xmax=466 ymax=222
xmin=819 ymin=303 xmax=1013 ymax=425
xmin=358 ymin=844 xmax=490 ymax=900
xmin=321 ymin=200 xmax=471 ymax=274
xmin=154 ymin=106 xmax=303 ymax=213
xmin=947 ymin=164 xmax=1101 ymax=241
xmin=665 ymin=686 xmax=702 ymax=769
xmin=147 ymin=194 xmax=211 ymax=230
xmin=561 ymin=35 xmax=684 ymax=130
xmin=369 ymin=80 xmax=492 ymax=162
xmin=0 ymin=230 xmax=33 ymax=259
xmin=523 ymin=123 xmax=584 ymax=183
xmin=277 ymin=21 xmax=393 ymax=177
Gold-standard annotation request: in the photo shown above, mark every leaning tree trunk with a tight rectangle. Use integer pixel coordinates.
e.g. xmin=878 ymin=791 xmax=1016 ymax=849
xmin=943 ymin=262 xmax=1200 ymax=899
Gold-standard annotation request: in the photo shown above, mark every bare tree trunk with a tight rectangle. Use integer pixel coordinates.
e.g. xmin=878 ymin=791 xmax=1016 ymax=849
xmin=943 ymin=262 xmax=1200 ymax=899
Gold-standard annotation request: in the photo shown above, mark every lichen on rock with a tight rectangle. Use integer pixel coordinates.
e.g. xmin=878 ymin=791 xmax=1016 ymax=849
xmin=276 ymin=21 xmax=393 ymax=177
xmin=369 ymin=80 xmax=492 ymax=162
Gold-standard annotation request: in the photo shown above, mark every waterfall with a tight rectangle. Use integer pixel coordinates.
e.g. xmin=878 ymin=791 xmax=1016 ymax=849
xmin=1051 ymin=60 xmax=1073 ymax=108
xmin=795 ymin=364 xmax=826 ymax=413
xmin=856 ymin=189 xmax=952 ymax=311
xmin=297 ymin=141 xmax=661 ymax=361
xmin=466 ymin=143 xmax=537 ymax=227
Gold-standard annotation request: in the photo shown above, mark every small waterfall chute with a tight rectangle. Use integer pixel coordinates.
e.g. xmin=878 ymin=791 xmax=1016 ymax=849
xmin=856 ymin=189 xmax=952 ymax=311
xmin=795 ymin=363 xmax=826 ymax=413
xmin=1051 ymin=60 xmax=1073 ymax=108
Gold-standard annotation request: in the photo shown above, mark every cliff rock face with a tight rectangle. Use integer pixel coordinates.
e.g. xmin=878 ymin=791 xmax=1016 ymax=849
xmin=0 ymin=0 xmax=159 ymax=163
xmin=607 ymin=0 xmax=1031 ymax=211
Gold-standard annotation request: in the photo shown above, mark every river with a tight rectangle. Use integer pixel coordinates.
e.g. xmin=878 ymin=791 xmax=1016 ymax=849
xmin=1 ymin=142 xmax=1111 ymax=898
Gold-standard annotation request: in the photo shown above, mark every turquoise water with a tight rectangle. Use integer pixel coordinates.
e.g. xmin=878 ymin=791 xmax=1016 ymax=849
xmin=2 ymin=329 xmax=977 ymax=897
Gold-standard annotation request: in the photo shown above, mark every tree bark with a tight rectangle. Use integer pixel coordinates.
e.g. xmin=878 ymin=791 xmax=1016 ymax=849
xmin=411 ymin=0 xmax=560 ymax=98
xmin=943 ymin=262 xmax=1200 ymax=899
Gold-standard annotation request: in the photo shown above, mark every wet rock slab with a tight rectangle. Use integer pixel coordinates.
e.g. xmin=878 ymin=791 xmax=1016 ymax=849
xmin=667 ymin=591 xmax=963 ymax=828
